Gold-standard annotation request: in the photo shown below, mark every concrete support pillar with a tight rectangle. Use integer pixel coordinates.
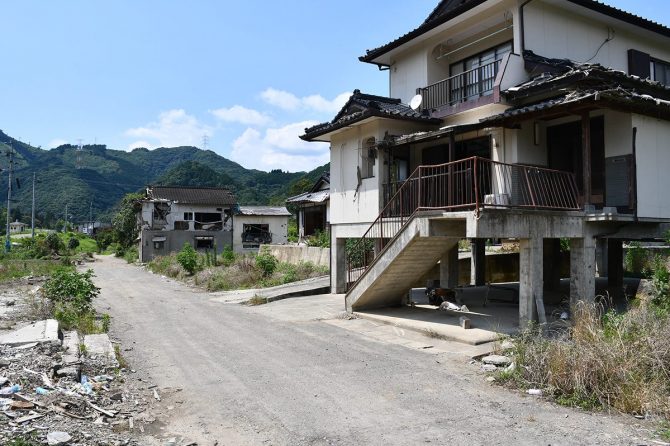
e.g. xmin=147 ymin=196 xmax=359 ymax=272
xmin=543 ymin=239 xmax=562 ymax=291
xmin=440 ymin=242 xmax=459 ymax=289
xmin=570 ymin=236 xmax=596 ymax=307
xmin=331 ymin=237 xmax=347 ymax=294
xmin=519 ymin=237 xmax=545 ymax=327
xmin=470 ymin=239 xmax=486 ymax=286
xmin=596 ymin=238 xmax=608 ymax=277
xmin=607 ymin=238 xmax=624 ymax=293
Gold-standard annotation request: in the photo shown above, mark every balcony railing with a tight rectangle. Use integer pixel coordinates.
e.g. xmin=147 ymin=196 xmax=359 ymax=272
xmin=420 ymin=59 xmax=501 ymax=111
xmin=347 ymin=157 xmax=580 ymax=288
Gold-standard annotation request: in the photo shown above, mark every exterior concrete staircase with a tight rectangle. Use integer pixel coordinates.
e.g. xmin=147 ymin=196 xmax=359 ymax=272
xmin=346 ymin=216 xmax=458 ymax=311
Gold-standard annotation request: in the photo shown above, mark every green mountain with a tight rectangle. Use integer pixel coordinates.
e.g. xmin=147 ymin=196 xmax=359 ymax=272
xmin=0 ymin=130 xmax=329 ymax=227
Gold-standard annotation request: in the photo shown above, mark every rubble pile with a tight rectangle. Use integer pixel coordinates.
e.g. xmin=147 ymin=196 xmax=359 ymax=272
xmin=0 ymin=325 xmax=155 ymax=445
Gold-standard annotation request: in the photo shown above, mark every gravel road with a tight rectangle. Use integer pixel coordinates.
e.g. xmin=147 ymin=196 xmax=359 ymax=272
xmin=90 ymin=255 xmax=652 ymax=446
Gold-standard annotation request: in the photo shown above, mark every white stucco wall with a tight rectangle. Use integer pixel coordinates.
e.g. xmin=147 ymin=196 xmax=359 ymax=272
xmin=232 ymin=215 xmax=289 ymax=254
xmin=329 ymin=119 xmax=432 ymax=226
xmin=604 ymin=111 xmax=633 ymax=158
xmin=524 ymin=1 xmax=670 ymax=69
xmin=632 ymin=114 xmax=670 ymax=219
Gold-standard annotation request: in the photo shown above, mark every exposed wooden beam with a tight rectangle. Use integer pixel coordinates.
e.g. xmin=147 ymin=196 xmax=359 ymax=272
xmin=581 ymin=111 xmax=592 ymax=207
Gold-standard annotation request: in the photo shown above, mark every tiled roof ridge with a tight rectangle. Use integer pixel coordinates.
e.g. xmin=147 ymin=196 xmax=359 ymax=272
xmin=360 ymin=0 xmax=670 ymax=65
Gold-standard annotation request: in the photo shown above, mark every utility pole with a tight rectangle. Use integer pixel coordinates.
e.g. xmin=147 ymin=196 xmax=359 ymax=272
xmin=64 ymin=203 xmax=68 ymax=233
xmin=31 ymin=172 xmax=36 ymax=239
xmin=5 ymin=144 xmax=13 ymax=252
xmin=89 ymin=201 xmax=93 ymax=235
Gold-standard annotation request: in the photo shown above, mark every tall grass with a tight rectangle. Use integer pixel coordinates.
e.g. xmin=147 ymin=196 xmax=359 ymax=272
xmin=149 ymin=251 xmax=327 ymax=291
xmin=503 ymin=296 xmax=670 ymax=417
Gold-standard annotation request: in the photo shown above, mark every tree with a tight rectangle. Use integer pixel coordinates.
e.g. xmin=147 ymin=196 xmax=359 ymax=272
xmin=112 ymin=193 xmax=144 ymax=249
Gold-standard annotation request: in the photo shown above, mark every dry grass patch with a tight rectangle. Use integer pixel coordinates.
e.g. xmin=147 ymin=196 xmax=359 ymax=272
xmin=501 ymin=296 xmax=670 ymax=417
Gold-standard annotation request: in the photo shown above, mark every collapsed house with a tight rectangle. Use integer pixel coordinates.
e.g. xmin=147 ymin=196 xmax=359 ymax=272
xmin=232 ymin=206 xmax=291 ymax=253
xmin=300 ymin=0 xmax=670 ymax=326
xmin=139 ymin=186 xmax=236 ymax=262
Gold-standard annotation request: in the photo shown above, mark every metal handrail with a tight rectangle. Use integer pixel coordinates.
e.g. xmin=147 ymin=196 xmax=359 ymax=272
xmin=346 ymin=157 xmax=580 ymax=291
xmin=421 ymin=59 xmax=502 ymax=110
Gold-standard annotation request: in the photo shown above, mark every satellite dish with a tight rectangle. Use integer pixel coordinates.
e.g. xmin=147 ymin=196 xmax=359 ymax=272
xmin=410 ymin=94 xmax=423 ymax=111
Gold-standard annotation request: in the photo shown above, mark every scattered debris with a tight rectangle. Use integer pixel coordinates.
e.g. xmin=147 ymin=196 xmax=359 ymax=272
xmin=482 ymin=355 xmax=512 ymax=366
xmin=527 ymin=389 xmax=543 ymax=396
xmin=459 ymin=316 xmax=471 ymax=330
xmin=0 ymin=280 xmax=168 ymax=445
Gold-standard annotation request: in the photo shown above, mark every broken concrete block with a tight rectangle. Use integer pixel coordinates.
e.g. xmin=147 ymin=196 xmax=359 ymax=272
xmin=84 ymin=334 xmax=117 ymax=363
xmin=47 ymin=431 xmax=71 ymax=445
xmin=482 ymin=355 xmax=512 ymax=366
xmin=482 ymin=364 xmax=497 ymax=372
xmin=459 ymin=316 xmax=471 ymax=330
xmin=0 ymin=319 xmax=59 ymax=347
xmin=62 ymin=331 xmax=80 ymax=356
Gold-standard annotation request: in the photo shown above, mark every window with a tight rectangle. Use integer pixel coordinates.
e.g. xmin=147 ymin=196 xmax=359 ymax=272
xmin=195 ymin=237 xmax=214 ymax=249
xmin=194 ymin=212 xmax=222 ymax=230
xmin=241 ymin=223 xmax=271 ymax=248
xmin=153 ymin=241 xmax=164 ymax=250
xmin=651 ymin=58 xmax=670 ymax=86
xmin=449 ymin=41 xmax=512 ymax=104
xmin=360 ymin=137 xmax=376 ymax=179
xmin=174 ymin=221 xmax=189 ymax=230
xmin=183 ymin=212 xmax=193 ymax=221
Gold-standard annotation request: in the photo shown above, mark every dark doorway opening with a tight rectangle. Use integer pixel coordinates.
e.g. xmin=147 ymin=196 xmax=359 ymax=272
xmin=547 ymin=116 xmax=605 ymax=206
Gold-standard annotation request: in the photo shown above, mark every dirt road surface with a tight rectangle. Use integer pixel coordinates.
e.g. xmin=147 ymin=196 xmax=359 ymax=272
xmin=91 ymin=255 xmax=651 ymax=445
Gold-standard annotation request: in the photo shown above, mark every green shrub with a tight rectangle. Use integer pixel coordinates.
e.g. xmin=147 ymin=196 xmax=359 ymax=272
xmin=123 ymin=246 xmax=138 ymax=263
xmin=221 ymin=245 xmax=236 ymax=266
xmin=625 ymin=242 xmax=648 ymax=276
xmin=306 ymin=229 xmax=330 ymax=248
xmin=176 ymin=243 xmax=198 ymax=275
xmin=42 ymin=268 xmax=100 ymax=312
xmin=255 ymin=248 xmax=278 ymax=277
xmin=44 ymin=232 xmax=63 ymax=254
xmin=345 ymin=238 xmax=373 ymax=269
xmin=68 ymin=237 xmax=80 ymax=250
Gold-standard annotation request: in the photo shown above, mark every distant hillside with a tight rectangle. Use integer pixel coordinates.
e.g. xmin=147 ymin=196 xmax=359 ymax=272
xmin=0 ymin=130 xmax=329 ymax=227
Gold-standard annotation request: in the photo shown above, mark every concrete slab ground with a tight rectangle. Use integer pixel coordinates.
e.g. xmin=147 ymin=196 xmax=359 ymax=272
xmin=0 ymin=319 xmax=60 ymax=346
xmin=247 ymin=293 xmax=497 ymax=358
xmin=209 ymin=276 xmax=329 ymax=304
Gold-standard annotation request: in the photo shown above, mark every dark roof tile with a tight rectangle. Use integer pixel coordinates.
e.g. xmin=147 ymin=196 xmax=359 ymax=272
xmin=146 ymin=186 xmax=236 ymax=206
xmin=301 ymin=90 xmax=440 ymax=141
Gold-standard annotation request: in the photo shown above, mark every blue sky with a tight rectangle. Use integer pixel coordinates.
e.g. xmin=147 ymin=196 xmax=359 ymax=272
xmin=0 ymin=1 xmax=668 ymax=172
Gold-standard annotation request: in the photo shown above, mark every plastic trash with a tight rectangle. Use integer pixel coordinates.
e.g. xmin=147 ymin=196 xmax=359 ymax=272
xmin=81 ymin=382 xmax=93 ymax=394
xmin=35 ymin=387 xmax=50 ymax=395
xmin=0 ymin=384 xmax=20 ymax=396
xmin=93 ymin=375 xmax=113 ymax=382
xmin=527 ymin=388 xmax=543 ymax=395
xmin=80 ymin=375 xmax=88 ymax=384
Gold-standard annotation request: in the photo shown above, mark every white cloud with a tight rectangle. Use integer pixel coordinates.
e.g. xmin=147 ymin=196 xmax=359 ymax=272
xmin=47 ymin=138 xmax=68 ymax=148
xmin=261 ymin=88 xmax=350 ymax=113
xmin=210 ymin=105 xmax=272 ymax=126
xmin=230 ymin=120 xmax=329 ymax=172
xmin=302 ymin=92 xmax=351 ymax=113
xmin=260 ymin=88 xmax=302 ymax=111
xmin=124 ymin=109 xmax=212 ymax=150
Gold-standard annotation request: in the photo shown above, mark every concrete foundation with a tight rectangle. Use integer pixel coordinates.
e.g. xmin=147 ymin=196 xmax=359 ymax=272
xmin=440 ymin=242 xmax=459 ymax=289
xmin=519 ymin=237 xmax=545 ymax=326
xmin=570 ymin=236 xmax=597 ymax=306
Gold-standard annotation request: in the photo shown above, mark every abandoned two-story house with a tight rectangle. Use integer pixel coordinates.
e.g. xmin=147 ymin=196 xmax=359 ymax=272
xmin=139 ymin=186 xmax=236 ymax=262
xmin=301 ymin=0 xmax=670 ymax=326
xmin=285 ymin=173 xmax=330 ymax=240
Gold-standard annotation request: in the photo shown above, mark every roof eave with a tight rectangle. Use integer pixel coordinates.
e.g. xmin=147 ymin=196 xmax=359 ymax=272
xmin=359 ymin=0 xmax=489 ymax=65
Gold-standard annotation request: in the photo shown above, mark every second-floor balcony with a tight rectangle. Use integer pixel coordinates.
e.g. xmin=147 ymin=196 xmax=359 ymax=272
xmin=420 ymin=59 xmax=502 ymax=112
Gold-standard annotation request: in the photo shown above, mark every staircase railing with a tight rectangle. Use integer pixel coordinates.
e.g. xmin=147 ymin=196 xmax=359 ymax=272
xmin=346 ymin=157 xmax=580 ymax=290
